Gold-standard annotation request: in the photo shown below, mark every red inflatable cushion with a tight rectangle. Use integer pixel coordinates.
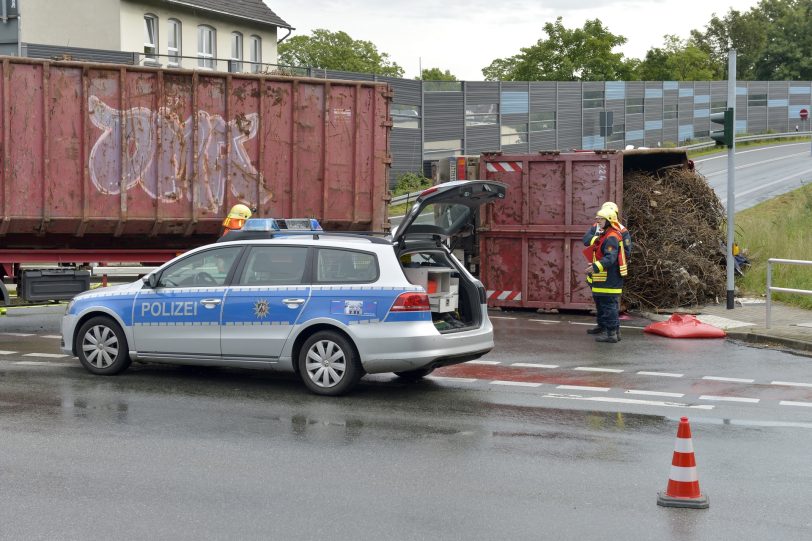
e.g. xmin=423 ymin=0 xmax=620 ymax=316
xmin=644 ymin=314 xmax=726 ymax=339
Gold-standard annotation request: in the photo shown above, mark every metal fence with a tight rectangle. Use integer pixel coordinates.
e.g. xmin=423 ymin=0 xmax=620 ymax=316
xmin=766 ymin=258 xmax=812 ymax=328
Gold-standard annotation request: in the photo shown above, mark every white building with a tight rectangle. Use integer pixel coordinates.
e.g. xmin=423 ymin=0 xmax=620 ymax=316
xmin=1 ymin=0 xmax=292 ymax=72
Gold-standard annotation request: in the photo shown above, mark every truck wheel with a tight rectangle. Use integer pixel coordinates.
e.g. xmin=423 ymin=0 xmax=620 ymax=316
xmin=76 ymin=316 xmax=132 ymax=375
xmin=298 ymin=331 xmax=362 ymax=396
xmin=394 ymin=367 xmax=434 ymax=381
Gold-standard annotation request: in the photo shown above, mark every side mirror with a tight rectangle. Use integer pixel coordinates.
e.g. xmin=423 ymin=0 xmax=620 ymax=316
xmin=144 ymin=274 xmax=159 ymax=288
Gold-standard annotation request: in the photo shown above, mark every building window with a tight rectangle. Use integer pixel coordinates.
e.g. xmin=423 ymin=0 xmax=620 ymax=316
xmin=748 ymin=93 xmax=767 ymax=107
xmin=501 ymin=122 xmax=527 ymax=145
xmin=626 ymin=97 xmax=644 ymax=115
xmin=391 ymin=104 xmax=420 ymax=129
xmin=583 ymin=90 xmax=604 ymax=109
xmin=465 ymin=103 xmax=498 ymax=127
xmin=144 ymin=14 xmax=158 ymax=61
xmin=197 ymin=25 xmax=216 ymax=69
xmin=230 ymin=32 xmax=243 ymax=72
xmin=167 ymin=19 xmax=181 ymax=66
xmin=529 ymin=111 xmax=556 ymax=131
xmin=249 ymin=35 xmax=262 ymax=73
xmin=663 ymin=103 xmax=678 ymax=120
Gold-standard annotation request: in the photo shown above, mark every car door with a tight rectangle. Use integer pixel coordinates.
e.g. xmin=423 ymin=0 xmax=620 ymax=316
xmin=220 ymin=245 xmax=311 ymax=360
xmin=133 ymin=246 xmax=243 ymax=358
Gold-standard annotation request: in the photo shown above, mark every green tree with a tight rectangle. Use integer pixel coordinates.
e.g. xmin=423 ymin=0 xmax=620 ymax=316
xmin=417 ymin=67 xmax=457 ymax=81
xmin=481 ymin=17 xmax=630 ymax=81
xmin=278 ymin=29 xmax=404 ymax=77
xmin=690 ymin=7 xmax=769 ymax=79
xmin=638 ymin=35 xmax=716 ymax=80
xmin=753 ymin=0 xmax=812 ymax=80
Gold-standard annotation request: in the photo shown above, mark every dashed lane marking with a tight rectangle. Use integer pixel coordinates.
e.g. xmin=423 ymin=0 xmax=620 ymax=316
xmin=42 ymin=335 xmax=62 ymax=339
xmin=780 ymin=401 xmax=812 ymax=408
xmin=426 ymin=376 xmax=477 ymax=384
xmin=702 ymin=376 xmax=756 ymax=383
xmin=699 ymin=395 xmax=760 ymax=403
xmin=2 ymin=332 xmax=34 ymax=337
xmin=574 ymin=367 xmax=624 ymax=373
xmin=626 ymin=390 xmax=686 ymax=398
xmin=529 ymin=319 xmax=559 ymax=324
xmin=771 ymin=381 xmax=812 ymax=388
xmin=556 ymin=385 xmax=610 ymax=392
xmin=465 ymin=360 xmax=501 ymax=365
xmin=490 ymin=316 xmax=517 ymax=320
xmin=568 ymin=322 xmax=645 ymax=329
xmin=511 ymin=363 xmax=559 ymax=369
xmin=543 ymin=393 xmax=714 ymax=410
xmin=14 ymin=361 xmax=68 ymax=367
xmin=490 ymin=380 xmax=543 ymax=388
xmin=22 ymin=353 xmax=68 ymax=359
xmin=0 ymin=350 xmax=17 ymax=355
xmin=637 ymin=371 xmax=684 ymax=378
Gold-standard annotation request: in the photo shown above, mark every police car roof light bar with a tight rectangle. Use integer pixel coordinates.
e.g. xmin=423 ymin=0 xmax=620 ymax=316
xmin=242 ymin=218 xmax=323 ymax=232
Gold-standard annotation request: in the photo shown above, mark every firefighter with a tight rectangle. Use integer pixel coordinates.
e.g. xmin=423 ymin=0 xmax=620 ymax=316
xmin=584 ymin=201 xmax=631 ymax=261
xmin=221 ymin=204 xmax=252 ymax=236
xmin=584 ymin=206 xmax=627 ymax=343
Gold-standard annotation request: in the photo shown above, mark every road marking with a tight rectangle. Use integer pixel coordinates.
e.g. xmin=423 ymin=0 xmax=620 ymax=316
xmin=2 ymin=332 xmax=34 ymax=337
xmin=771 ymin=381 xmax=812 ymax=388
xmin=489 ymin=316 xmax=517 ymax=320
xmin=699 ymin=395 xmax=760 ymax=403
xmin=569 ymin=322 xmax=595 ymax=326
xmin=556 ymin=385 xmax=610 ymax=392
xmin=14 ymin=361 xmax=67 ymax=367
xmin=625 ymin=390 xmax=685 ymax=398
xmin=637 ymin=371 xmax=684 ymax=378
xmin=704 ymin=151 xmax=809 ymax=177
xmin=22 ymin=353 xmax=68 ymax=359
xmin=42 ymin=335 xmax=62 ymax=339
xmin=0 ymin=350 xmax=17 ymax=355
xmin=529 ymin=319 xmax=559 ymax=324
xmin=574 ymin=367 xmax=624 ymax=373
xmin=511 ymin=363 xmax=559 ymax=369
xmin=490 ymin=380 xmax=542 ymax=388
xmin=543 ymin=393 xmax=714 ymax=410
xmin=694 ymin=142 xmax=809 ymax=163
xmin=780 ymin=401 xmax=812 ymax=408
xmin=734 ymin=167 xmax=812 ymax=200
xmin=702 ymin=376 xmax=755 ymax=383
xmin=427 ymin=376 xmax=477 ymax=383
xmin=465 ymin=360 xmax=501 ymax=365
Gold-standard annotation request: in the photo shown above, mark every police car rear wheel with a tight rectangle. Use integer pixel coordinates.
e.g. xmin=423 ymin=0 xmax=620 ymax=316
xmin=76 ymin=317 xmax=131 ymax=375
xmin=298 ymin=331 xmax=361 ymax=396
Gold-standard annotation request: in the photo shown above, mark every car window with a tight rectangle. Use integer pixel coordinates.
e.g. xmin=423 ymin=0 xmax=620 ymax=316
xmin=316 ymin=248 xmax=378 ymax=283
xmin=239 ymin=246 xmax=308 ymax=286
xmin=158 ymin=247 xmax=242 ymax=288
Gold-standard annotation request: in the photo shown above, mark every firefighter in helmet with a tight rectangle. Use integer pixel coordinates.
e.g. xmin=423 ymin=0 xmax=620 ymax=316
xmin=221 ymin=204 xmax=252 ymax=236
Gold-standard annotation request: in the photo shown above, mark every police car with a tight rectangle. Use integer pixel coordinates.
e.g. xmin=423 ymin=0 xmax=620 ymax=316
xmin=61 ymin=180 xmax=506 ymax=395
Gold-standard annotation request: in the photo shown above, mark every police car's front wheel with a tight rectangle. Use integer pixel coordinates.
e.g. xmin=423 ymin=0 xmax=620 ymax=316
xmin=76 ymin=316 xmax=132 ymax=375
xmin=298 ymin=331 xmax=362 ymax=396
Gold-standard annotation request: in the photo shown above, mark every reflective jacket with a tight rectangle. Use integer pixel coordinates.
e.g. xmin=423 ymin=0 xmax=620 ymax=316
xmin=586 ymin=227 xmax=625 ymax=296
xmin=584 ymin=222 xmax=632 ymax=260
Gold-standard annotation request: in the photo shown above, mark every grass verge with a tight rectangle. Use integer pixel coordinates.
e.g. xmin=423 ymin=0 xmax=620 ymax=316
xmin=736 ymin=182 xmax=812 ymax=308
xmin=688 ymin=136 xmax=812 ymax=159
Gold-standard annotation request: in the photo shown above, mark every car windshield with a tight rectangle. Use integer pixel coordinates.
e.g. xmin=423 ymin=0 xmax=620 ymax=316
xmin=409 ymin=202 xmax=472 ymax=233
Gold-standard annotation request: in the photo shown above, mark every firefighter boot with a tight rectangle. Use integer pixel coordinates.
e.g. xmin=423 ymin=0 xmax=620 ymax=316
xmin=586 ymin=326 xmax=604 ymax=335
xmin=595 ymin=329 xmax=619 ymax=343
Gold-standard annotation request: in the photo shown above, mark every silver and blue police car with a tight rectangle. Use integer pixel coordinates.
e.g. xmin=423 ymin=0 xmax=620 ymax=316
xmin=61 ymin=180 xmax=506 ymax=395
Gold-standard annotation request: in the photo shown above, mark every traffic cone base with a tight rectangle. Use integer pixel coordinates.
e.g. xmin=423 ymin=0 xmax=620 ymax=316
xmin=657 ymin=416 xmax=709 ymax=509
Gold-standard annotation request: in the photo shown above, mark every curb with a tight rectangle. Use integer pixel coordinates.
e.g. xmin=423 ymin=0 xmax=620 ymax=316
xmin=725 ymin=329 xmax=812 ymax=355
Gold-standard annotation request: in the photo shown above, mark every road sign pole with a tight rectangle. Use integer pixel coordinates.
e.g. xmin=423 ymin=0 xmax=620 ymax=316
xmin=726 ymin=50 xmax=737 ymax=310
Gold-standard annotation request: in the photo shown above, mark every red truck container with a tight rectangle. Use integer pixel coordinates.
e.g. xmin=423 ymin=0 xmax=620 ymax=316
xmin=478 ymin=151 xmax=623 ymax=310
xmin=0 ymin=57 xmax=390 ymax=300
xmin=478 ymin=149 xmax=689 ymax=310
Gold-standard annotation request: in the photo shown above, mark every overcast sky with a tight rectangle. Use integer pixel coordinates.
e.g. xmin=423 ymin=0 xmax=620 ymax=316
xmin=271 ymin=0 xmax=762 ymax=80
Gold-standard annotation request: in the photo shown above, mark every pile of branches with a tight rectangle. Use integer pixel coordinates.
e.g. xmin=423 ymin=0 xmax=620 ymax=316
xmin=622 ymin=167 xmax=726 ymax=310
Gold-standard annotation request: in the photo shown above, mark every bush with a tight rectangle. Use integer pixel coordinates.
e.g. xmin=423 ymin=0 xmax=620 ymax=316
xmin=393 ymin=172 xmax=431 ymax=196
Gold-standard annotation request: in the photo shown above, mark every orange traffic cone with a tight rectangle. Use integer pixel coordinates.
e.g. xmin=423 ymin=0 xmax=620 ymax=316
xmin=657 ymin=416 xmax=709 ymax=509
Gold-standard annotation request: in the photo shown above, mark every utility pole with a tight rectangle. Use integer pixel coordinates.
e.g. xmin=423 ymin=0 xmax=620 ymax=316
xmin=726 ymin=50 xmax=737 ymax=310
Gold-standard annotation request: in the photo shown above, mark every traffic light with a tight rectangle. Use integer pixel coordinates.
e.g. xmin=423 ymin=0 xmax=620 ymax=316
xmin=710 ymin=107 xmax=734 ymax=147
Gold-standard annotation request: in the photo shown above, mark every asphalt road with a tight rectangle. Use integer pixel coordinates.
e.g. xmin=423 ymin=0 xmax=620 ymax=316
xmin=1 ymin=307 xmax=812 ymax=540
xmin=694 ymin=141 xmax=812 ymax=210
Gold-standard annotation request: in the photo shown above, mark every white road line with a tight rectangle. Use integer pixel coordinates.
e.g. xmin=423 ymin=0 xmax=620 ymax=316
xmin=465 ymin=360 xmax=501 ymax=365
xmin=529 ymin=319 xmax=559 ymax=324
xmin=511 ymin=363 xmax=559 ymax=369
xmin=543 ymin=393 xmax=714 ymax=410
xmin=637 ymin=371 xmax=684 ymax=378
xmin=734 ymin=167 xmax=812 ymax=200
xmin=693 ymin=142 xmax=809 ymax=163
xmin=704 ymin=151 xmax=809 ymax=177
xmin=625 ymin=390 xmax=686 ymax=398
xmin=490 ymin=380 xmax=542 ymax=388
xmin=699 ymin=395 xmax=760 ymax=403
xmin=702 ymin=376 xmax=755 ymax=383
xmin=780 ymin=401 xmax=812 ymax=408
xmin=569 ymin=322 xmax=594 ymax=326
xmin=771 ymin=381 xmax=812 ymax=388
xmin=574 ymin=367 xmax=624 ymax=373
xmin=22 ymin=353 xmax=68 ymax=359
xmin=427 ymin=376 xmax=477 ymax=383
xmin=489 ymin=316 xmax=517 ymax=320
xmin=42 ymin=335 xmax=62 ymax=339
xmin=2 ymin=332 xmax=34 ymax=337
xmin=14 ymin=361 xmax=67 ymax=367
xmin=556 ymin=385 xmax=610 ymax=392
xmin=0 ymin=350 xmax=17 ymax=355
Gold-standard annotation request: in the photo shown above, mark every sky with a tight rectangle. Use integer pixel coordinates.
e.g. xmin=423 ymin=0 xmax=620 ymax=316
xmin=271 ymin=0 xmax=762 ymax=80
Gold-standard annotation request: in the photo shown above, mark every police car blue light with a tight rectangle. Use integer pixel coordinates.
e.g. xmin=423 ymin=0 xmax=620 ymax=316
xmin=61 ymin=182 xmax=506 ymax=396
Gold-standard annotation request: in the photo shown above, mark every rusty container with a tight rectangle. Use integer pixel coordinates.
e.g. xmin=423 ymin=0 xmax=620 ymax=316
xmin=0 ymin=57 xmax=390 ymax=251
xmin=479 ymin=151 xmax=623 ymax=310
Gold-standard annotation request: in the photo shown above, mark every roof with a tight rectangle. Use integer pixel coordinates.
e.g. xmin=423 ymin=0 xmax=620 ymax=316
xmin=167 ymin=0 xmax=292 ymax=29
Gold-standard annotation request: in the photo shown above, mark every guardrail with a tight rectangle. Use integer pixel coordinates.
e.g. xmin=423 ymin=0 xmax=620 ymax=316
xmin=681 ymin=131 xmax=812 ymax=151
xmin=390 ymin=192 xmax=423 ymax=206
xmin=766 ymin=258 xmax=812 ymax=328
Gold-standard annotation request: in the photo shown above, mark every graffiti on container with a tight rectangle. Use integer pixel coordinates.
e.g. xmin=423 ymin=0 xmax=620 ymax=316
xmin=88 ymin=96 xmax=267 ymax=211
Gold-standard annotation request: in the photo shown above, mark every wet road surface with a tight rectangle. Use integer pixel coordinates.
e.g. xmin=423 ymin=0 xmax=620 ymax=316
xmin=1 ymin=307 xmax=811 ymax=539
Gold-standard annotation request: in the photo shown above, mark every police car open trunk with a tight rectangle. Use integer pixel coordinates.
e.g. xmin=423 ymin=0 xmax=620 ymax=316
xmin=393 ymin=181 xmax=507 ymax=333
